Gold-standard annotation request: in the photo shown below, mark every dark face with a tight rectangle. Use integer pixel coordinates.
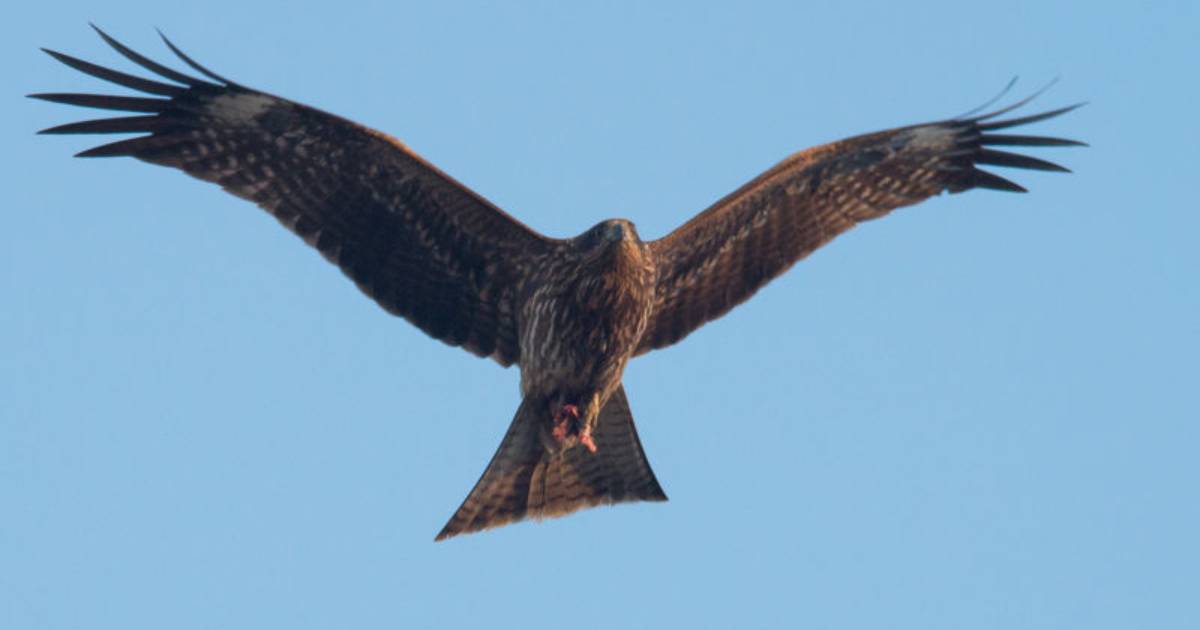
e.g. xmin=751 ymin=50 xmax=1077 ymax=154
xmin=582 ymin=219 xmax=639 ymax=250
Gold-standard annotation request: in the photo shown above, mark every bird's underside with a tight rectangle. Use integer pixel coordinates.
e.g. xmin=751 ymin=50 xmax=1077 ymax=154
xmin=33 ymin=26 xmax=1084 ymax=541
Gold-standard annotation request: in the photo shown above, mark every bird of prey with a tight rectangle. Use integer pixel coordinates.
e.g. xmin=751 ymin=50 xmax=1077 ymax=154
xmin=32 ymin=27 xmax=1083 ymax=541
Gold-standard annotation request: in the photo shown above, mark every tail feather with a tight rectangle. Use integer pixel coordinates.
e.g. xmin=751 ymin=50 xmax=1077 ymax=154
xmin=435 ymin=385 xmax=666 ymax=541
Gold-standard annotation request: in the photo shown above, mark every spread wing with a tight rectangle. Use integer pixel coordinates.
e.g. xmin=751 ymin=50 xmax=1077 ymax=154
xmin=32 ymin=27 xmax=557 ymax=366
xmin=638 ymin=96 xmax=1084 ymax=353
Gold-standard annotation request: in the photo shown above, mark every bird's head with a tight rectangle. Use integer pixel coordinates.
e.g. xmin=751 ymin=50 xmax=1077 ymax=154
xmin=580 ymin=218 xmax=640 ymax=252
xmin=578 ymin=219 xmax=646 ymax=269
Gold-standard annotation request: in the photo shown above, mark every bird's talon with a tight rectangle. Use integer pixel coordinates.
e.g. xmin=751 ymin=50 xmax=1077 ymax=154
xmin=551 ymin=403 xmax=581 ymax=444
xmin=550 ymin=402 xmax=596 ymax=452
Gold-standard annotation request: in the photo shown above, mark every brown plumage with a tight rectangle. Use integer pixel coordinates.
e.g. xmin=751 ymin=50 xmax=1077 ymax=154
xmin=32 ymin=27 xmax=1084 ymax=541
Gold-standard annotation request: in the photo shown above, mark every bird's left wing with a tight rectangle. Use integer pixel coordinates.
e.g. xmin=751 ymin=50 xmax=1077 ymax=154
xmin=33 ymin=27 xmax=558 ymax=366
xmin=638 ymin=97 xmax=1083 ymax=353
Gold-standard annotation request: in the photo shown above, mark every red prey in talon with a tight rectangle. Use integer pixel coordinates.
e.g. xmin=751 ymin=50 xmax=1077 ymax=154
xmin=551 ymin=403 xmax=580 ymax=443
xmin=549 ymin=403 xmax=597 ymax=452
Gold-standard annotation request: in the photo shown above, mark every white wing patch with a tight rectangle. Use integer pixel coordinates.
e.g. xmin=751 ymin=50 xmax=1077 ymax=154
xmin=901 ymin=124 xmax=958 ymax=151
xmin=205 ymin=92 xmax=276 ymax=124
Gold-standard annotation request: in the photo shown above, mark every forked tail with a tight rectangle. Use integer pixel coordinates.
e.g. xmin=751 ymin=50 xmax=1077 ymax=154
xmin=436 ymin=385 xmax=666 ymax=541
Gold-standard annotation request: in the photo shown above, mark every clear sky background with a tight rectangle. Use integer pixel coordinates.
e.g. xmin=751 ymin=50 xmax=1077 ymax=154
xmin=4 ymin=2 xmax=1197 ymax=629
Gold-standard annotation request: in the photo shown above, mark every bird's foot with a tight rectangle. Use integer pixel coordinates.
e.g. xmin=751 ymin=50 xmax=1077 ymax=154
xmin=551 ymin=404 xmax=581 ymax=443
xmin=549 ymin=403 xmax=596 ymax=452
xmin=578 ymin=426 xmax=597 ymax=453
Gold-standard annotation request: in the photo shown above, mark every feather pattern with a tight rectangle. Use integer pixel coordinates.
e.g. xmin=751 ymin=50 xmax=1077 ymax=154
xmin=33 ymin=27 xmax=559 ymax=365
xmin=638 ymin=102 xmax=1085 ymax=352
xmin=436 ymin=385 xmax=667 ymax=541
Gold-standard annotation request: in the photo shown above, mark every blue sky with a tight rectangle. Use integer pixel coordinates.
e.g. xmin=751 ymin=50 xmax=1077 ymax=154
xmin=4 ymin=2 xmax=1197 ymax=629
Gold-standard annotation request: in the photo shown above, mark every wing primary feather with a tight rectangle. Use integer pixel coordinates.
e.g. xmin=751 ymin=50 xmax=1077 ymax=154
xmin=89 ymin=24 xmax=209 ymax=88
xmin=38 ymin=115 xmax=167 ymax=135
xmin=969 ymin=168 xmax=1028 ymax=192
xmin=953 ymin=76 xmax=1018 ymax=119
xmin=27 ymin=92 xmax=165 ymax=112
xmin=40 ymin=48 xmax=184 ymax=96
xmin=981 ymin=133 xmax=1087 ymax=147
xmin=968 ymin=77 xmax=1061 ymax=122
xmin=73 ymin=136 xmax=171 ymax=158
xmin=156 ymin=29 xmax=243 ymax=88
xmin=975 ymin=148 xmax=1071 ymax=172
xmin=979 ymin=103 xmax=1086 ymax=131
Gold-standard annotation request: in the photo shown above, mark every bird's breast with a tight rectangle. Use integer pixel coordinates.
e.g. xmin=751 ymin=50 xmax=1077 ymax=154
xmin=517 ymin=245 xmax=655 ymax=395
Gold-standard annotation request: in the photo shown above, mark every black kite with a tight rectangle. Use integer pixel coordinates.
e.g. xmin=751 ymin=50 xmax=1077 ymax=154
xmin=32 ymin=27 xmax=1084 ymax=540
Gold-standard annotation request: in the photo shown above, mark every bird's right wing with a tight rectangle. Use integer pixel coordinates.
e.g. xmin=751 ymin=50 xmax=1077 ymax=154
xmin=33 ymin=27 xmax=558 ymax=365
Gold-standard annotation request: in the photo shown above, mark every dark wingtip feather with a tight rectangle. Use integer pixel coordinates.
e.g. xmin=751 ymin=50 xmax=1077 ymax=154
xmin=976 ymin=148 xmax=1071 ymax=173
xmin=156 ymin=28 xmax=242 ymax=88
xmin=954 ymin=76 xmax=1019 ymax=119
xmin=970 ymin=169 xmax=1028 ymax=193
xmin=980 ymin=133 xmax=1088 ymax=148
xmin=73 ymin=136 xmax=157 ymax=158
xmin=969 ymin=77 xmax=1062 ymax=123
xmin=39 ymin=47 xmax=185 ymax=96
xmin=89 ymin=24 xmax=209 ymax=88
xmin=947 ymin=86 xmax=1085 ymax=193
xmin=38 ymin=115 xmax=164 ymax=135
xmin=75 ymin=145 xmax=127 ymax=158
xmin=980 ymin=103 xmax=1086 ymax=131
xmin=27 ymin=92 xmax=165 ymax=112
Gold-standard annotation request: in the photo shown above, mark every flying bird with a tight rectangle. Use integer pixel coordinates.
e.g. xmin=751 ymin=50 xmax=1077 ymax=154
xmin=32 ymin=27 xmax=1084 ymax=541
